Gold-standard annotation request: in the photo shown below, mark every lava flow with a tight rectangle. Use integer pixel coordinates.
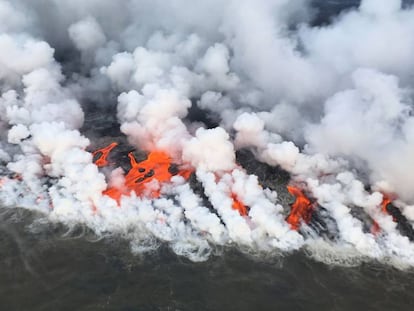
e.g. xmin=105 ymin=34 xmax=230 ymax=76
xmin=123 ymin=151 xmax=175 ymax=197
xmin=92 ymin=142 xmax=118 ymax=167
xmin=92 ymin=144 xmax=193 ymax=203
xmin=231 ymin=193 xmax=248 ymax=216
xmin=380 ymin=194 xmax=392 ymax=214
xmin=286 ymin=185 xmax=314 ymax=230
xmin=371 ymin=194 xmax=395 ymax=235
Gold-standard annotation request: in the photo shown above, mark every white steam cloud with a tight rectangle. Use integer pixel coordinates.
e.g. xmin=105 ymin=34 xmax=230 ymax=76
xmin=1 ymin=0 xmax=414 ymax=268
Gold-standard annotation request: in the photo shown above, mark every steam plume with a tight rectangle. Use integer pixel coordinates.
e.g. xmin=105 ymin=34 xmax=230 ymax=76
xmin=1 ymin=0 xmax=414 ymax=267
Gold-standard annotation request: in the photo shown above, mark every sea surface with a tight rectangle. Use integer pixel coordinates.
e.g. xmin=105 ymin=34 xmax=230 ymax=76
xmin=1 ymin=207 xmax=414 ymax=311
xmin=2 ymin=1 xmax=414 ymax=310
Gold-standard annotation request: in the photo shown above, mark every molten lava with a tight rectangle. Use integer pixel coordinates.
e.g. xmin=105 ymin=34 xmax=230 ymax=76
xmin=124 ymin=151 xmax=173 ymax=197
xmin=371 ymin=194 xmax=395 ymax=235
xmin=92 ymin=142 xmax=118 ymax=167
xmin=231 ymin=194 xmax=248 ymax=216
xmin=102 ymin=150 xmax=193 ymax=203
xmin=286 ymin=185 xmax=314 ymax=230
xmin=380 ymin=194 xmax=392 ymax=214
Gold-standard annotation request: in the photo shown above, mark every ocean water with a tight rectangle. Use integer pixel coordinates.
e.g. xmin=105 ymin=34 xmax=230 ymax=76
xmin=1 ymin=207 xmax=414 ymax=311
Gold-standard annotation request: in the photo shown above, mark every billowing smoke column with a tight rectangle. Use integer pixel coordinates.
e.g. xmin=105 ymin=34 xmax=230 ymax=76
xmin=1 ymin=0 xmax=414 ymax=267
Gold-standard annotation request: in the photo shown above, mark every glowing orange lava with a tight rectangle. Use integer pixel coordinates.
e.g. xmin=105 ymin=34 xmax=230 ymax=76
xmin=380 ymin=194 xmax=392 ymax=214
xmin=92 ymin=142 xmax=118 ymax=167
xmin=124 ymin=151 xmax=173 ymax=197
xmin=103 ymin=150 xmax=193 ymax=203
xmin=286 ymin=185 xmax=314 ymax=230
xmin=231 ymin=193 xmax=248 ymax=216
xmin=371 ymin=194 xmax=395 ymax=235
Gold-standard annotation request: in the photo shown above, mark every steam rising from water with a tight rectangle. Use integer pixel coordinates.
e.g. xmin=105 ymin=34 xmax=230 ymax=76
xmin=1 ymin=0 xmax=414 ymax=267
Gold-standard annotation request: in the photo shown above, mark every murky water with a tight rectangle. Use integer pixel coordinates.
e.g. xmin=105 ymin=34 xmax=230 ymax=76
xmin=1 ymin=207 xmax=414 ymax=311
